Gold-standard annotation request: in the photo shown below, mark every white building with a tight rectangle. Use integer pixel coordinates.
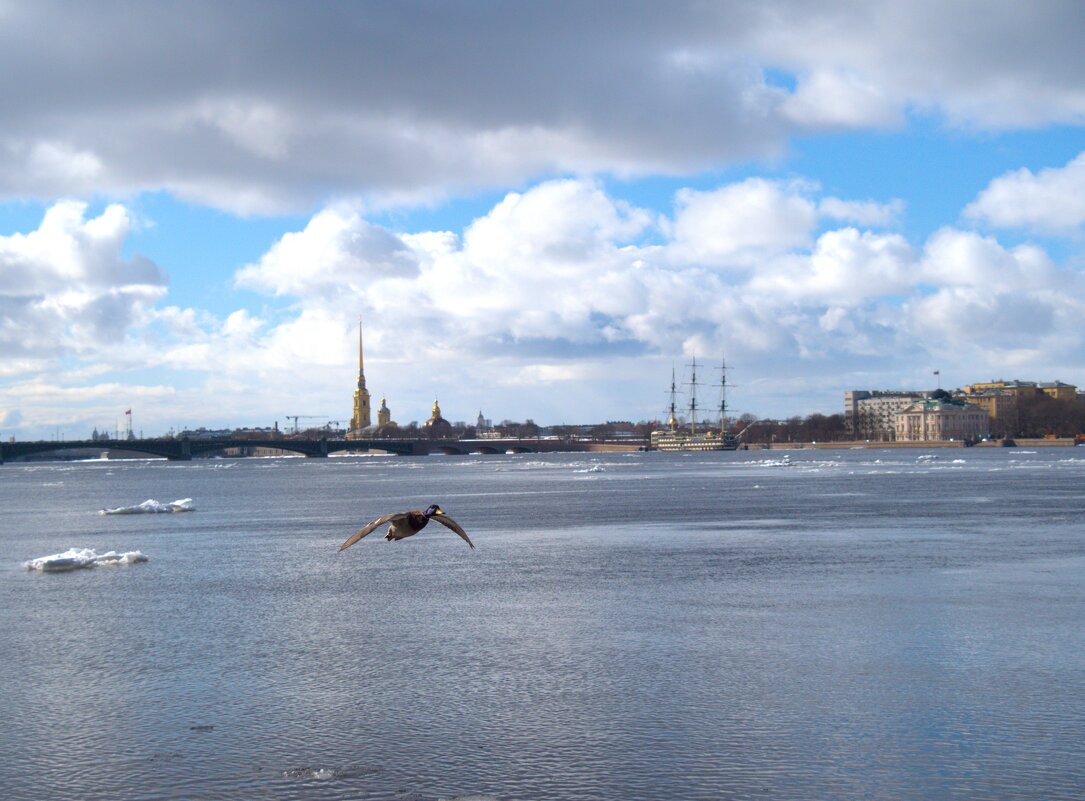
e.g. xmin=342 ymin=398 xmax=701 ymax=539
xmin=845 ymin=390 xmax=928 ymax=440
xmin=894 ymin=399 xmax=989 ymax=443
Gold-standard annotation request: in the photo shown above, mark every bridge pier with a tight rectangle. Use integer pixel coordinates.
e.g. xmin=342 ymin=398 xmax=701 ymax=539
xmin=303 ymin=438 xmax=329 ymax=457
xmin=168 ymin=439 xmax=192 ymax=460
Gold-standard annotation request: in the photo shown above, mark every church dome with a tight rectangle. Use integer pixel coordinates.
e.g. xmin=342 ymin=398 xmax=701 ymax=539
xmin=422 ymin=397 xmax=452 ymax=438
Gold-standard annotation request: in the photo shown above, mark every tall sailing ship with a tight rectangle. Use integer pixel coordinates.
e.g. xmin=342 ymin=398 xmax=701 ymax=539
xmin=649 ymin=357 xmax=738 ymax=451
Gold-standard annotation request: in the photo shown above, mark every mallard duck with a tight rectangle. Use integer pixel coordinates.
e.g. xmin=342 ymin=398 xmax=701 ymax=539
xmin=337 ymin=504 xmax=474 ymax=551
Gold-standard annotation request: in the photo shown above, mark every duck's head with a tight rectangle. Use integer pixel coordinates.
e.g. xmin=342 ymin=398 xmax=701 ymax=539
xmin=423 ymin=504 xmax=445 ymax=517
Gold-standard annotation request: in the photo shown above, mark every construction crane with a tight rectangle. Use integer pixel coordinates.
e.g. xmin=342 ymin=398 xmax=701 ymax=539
xmin=285 ymin=415 xmax=326 ymax=434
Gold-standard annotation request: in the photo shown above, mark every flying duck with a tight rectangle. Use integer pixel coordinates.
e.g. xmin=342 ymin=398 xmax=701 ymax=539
xmin=337 ymin=504 xmax=474 ymax=551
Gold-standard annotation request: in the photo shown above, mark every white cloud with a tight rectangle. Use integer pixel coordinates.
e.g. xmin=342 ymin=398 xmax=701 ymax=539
xmin=748 ymin=228 xmax=915 ymax=304
xmin=781 ymin=69 xmax=899 ymax=128
xmin=919 ymin=228 xmax=1057 ymax=292
xmin=0 ymin=201 xmax=166 ymax=358
xmin=234 ymin=206 xmax=419 ymax=298
xmin=819 ymin=197 xmax=904 ymax=227
xmin=670 ymin=178 xmax=817 ymax=265
xmin=502 ymin=364 xmax=595 ymax=386
xmin=905 ymin=228 xmax=1081 ymax=369
xmin=965 ymin=151 xmax=1085 ymax=232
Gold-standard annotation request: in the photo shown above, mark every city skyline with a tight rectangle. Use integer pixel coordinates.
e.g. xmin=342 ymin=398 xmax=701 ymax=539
xmin=3 ymin=2 xmax=1085 ymax=440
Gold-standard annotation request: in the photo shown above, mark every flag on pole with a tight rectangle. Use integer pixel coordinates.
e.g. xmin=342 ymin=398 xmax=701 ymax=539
xmin=125 ymin=409 xmax=132 ymax=415
xmin=933 ymin=371 xmax=940 ymax=376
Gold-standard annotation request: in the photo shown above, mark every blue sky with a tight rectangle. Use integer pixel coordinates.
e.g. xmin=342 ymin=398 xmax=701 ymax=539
xmin=2 ymin=1 xmax=1085 ymax=439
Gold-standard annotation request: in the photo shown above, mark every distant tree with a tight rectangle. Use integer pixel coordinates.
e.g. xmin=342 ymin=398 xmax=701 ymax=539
xmin=804 ymin=412 xmax=848 ymax=441
xmin=783 ymin=416 xmax=803 ymax=442
xmin=591 ymin=422 xmax=614 ymax=439
xmin=1014 ymin=393 xmax=1085 ymax=437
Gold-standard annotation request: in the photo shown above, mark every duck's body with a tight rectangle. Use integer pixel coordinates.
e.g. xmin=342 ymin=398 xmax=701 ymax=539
xmin=338 ymin=504 xmax=473 ymax=551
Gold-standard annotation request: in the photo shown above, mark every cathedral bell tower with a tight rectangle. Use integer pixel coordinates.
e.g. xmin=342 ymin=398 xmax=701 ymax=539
xmin=349 ymin=317 xmax=371 ymax=432
xmin=377 ymin=397 xmax=393 ymax=429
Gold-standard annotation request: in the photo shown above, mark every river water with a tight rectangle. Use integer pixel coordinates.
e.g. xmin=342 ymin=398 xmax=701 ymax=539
xmin=2 ymin=447 xmax=1084 ymax=801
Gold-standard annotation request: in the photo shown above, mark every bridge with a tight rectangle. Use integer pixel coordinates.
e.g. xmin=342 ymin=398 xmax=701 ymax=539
xmin=0 ymin=436 xmax=646 ymax=463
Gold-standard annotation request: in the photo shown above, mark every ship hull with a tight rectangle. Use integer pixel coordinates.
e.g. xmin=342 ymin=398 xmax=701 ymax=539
xmin=650 ymin=432 xmax=738 ymax=451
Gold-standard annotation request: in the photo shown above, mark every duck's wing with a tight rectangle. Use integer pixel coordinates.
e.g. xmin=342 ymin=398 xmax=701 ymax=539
xmin=338 ymin=512 xmax=408 ymax=552
xmin=432 ymin=514 xmax=475 ymax=549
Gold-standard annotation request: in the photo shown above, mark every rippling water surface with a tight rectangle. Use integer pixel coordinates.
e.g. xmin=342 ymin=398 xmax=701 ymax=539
xmin=3 ymin=448 xmax=1084 ymax=800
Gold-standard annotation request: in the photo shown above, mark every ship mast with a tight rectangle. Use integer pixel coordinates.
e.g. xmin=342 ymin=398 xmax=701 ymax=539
xmin=667 ymin=367 xmax=679 ymax=431
xmin=718 ymin=356 xmax=728 ymax=435
xmin=688 ymin=356 xmax=698 ymax=436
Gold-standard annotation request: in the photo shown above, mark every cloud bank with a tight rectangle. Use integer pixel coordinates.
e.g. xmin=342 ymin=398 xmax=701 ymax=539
xmin=4 ymin=169 xmax=1085 ymax=436
xmin=1 ymin=1 xmax=1084 ymax=213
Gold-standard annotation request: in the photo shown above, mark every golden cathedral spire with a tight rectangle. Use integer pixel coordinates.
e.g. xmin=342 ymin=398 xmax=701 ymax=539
xmin=350 ymin=316 xmax=371 ymax=432
xmin=357 ymin=315 xmax=366 ymax=387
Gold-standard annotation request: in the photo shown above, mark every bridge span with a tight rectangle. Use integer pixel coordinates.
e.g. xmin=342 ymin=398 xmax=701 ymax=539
xmin=1 ymin=436 xmax=645 ymax=463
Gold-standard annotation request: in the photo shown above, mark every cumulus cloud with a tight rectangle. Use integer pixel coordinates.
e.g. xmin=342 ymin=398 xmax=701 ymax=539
xmin=670 ymin=178 xmax=818 ymax=265
xmin=747 ymin=228 xmax=915 ymax=304
xmin=1 ymin=2 xmax=1084 ymax=212
xmin=0 ymin=201 xmax=166 ymax=358
xmin=235 ymin=207 xmax=419 ymax=298
xmin=906 ymin=228 xmax=1081 ymax=370
xmin=920 ymin=228 xmax=1058 ymax=291
xmin=965 ymin=151 xmax=1085 ymax=232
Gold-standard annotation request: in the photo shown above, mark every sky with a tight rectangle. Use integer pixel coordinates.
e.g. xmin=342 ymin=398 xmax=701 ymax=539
xmin=3 ymin=0 xmax=1085 ymax=439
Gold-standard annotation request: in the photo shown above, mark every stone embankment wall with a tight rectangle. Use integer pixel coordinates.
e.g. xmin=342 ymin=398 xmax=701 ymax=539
xmin=757 ymin=438 xmax=1079 ymax=449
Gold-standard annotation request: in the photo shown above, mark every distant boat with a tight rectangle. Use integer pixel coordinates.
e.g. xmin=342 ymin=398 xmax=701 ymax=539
xmin=649 ymin=357 xmax=738 ymax=452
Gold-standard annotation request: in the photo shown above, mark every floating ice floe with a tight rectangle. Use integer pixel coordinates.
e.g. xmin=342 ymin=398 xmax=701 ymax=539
xmin=755 ymin=454 xmax=791 ymax=467
xmin=23 ymin=548 xmax=149 ymax=572
xmin=281 ymin=767 xmax=341 ymax=780
xmin=99 ymin=498 xmax=195 ymax=515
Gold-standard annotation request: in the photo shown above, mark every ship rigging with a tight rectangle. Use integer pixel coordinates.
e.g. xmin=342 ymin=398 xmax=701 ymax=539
xmin=650 ymin=357 xmax=738 ymax=451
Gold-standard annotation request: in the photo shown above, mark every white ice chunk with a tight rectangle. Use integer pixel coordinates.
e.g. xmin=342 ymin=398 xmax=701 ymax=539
xmin=99 ymin=498 xmax=195 ymax=515
xmin=23 ymin=548 xmax=149 ymax=571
